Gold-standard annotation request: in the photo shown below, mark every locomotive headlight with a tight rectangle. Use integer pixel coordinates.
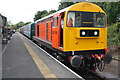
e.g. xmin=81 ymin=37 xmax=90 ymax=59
xmin=82 ymin=31 xmax=86 ymax=35
xmin=94 ymin=31 xmax=98 ymax=35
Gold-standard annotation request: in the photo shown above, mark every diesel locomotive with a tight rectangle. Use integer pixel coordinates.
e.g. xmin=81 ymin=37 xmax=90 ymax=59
xmin=20 ymin=2 xmax=112 ymax=72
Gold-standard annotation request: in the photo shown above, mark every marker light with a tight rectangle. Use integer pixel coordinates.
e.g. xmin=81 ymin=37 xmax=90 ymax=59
xmin=82 ymin=31 xmax=86 ymax=35
xmin=94 ymin=31 xmax=98 ymax=35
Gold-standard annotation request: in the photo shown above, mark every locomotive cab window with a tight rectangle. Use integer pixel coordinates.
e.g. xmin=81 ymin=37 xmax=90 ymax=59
xmin=67 ymin=12 xmax=75 ymax=27
xmin=94 ymin=13 xmax=106 ymax=27
xmin=67 ymin=11 xmax=106 ymax=27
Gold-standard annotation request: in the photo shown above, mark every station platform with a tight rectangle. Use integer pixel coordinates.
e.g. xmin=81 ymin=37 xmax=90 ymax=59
xmin=2 ymin=32 xmax=83 ymax=79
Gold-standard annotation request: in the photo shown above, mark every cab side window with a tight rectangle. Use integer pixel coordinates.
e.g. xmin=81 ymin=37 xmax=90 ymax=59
xmin=67 ymin=12 xmax=75 ymax=27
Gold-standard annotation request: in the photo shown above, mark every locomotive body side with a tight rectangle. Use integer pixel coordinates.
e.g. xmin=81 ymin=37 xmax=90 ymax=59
xmin=33 ymin=8 xmax=69 ymax=51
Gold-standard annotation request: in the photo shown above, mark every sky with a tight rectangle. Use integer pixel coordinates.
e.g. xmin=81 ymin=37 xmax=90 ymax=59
xmin=0 ymin=0 xmax=61 ymax=24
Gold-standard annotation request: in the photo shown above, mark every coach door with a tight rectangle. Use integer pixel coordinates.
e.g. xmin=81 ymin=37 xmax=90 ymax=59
xmin=46 ymin=23 xmax=48 ymax=41
xmin=52 ymin=16 xmax=60 ymax=49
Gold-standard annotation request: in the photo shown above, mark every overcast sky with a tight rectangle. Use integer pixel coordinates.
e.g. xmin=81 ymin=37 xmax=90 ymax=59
xmin=0 ymin=0 xmax=61 ymax=24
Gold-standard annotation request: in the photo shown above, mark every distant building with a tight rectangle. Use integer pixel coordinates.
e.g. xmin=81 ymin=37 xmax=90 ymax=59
xmin=0 ymin=13 xmax=7 ymax=37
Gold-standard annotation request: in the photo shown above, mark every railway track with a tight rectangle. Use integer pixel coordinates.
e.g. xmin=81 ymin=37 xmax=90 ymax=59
xmin=112 ymin=57 xmax=120 ymax=61
xmin=79 ymin=71 xmax=105 ymax=80
xmin=67 ymin=64 xmax=106 ymax=80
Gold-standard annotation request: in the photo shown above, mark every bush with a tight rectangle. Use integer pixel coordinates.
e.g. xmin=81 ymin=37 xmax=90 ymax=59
xmin=107 ymin=22 xmax=120 ymax=47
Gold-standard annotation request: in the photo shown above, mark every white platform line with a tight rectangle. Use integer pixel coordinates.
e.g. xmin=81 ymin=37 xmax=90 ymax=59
xmin=1 ymin=36 xmax=12 ymax=56
xmin=0 ymin=34 xmax=13 ymax=80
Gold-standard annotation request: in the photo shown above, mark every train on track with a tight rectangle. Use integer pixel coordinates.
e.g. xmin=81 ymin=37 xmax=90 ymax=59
xmin=20 ymin=2 xmax=112 ymax=72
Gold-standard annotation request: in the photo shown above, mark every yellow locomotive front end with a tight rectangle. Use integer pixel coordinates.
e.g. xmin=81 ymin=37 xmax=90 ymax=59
xmin=62 ymin=2 xmax=112 ymax=71
xmin=64 ymin=2 xmax=107 ymax=52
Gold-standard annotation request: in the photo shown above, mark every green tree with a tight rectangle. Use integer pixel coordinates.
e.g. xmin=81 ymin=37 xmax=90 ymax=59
xmin=16 ymin=21 xmax=25 ymax=28
xmin=24 ymin=22 xmax=32 ymax=25
xmin=108 ymin=22 xmax=120 ymax=46
xmin=34 ymin=10 xmax=56 ymax=21
xmin=94 ymin=2 xmax=120 ymax=25
xmin=41 ymin=10 xmax=57 ymax=18
xmin=34 ymin=11 xmax=42 ymax=21
xmin=34 ymin=10 xmax=48 ymax=21
xmin=6 ymin=21 xmax=17 ymax=30
xmin=7 ymin=21 xmax=12 ymax=26
xmin=58 ymin=2 xmax=74 ymax=10
xmin=49 ymin=10 xmax=56 ymax=14
xmin=33 ymin=2 xmax=74 ymax=21
xmin=11 ymin=25 xmax=17 ymax=30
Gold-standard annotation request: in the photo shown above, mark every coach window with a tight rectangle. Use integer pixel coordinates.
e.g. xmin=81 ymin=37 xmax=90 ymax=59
xmin=46 ymin=23 xmax=48 ymax=41
xmin=53 ymin=17 xmax=58 ymax=28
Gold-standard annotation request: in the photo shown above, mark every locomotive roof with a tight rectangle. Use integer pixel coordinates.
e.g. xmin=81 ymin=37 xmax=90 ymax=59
xmin=35 ymin=5 xmax=72 ymax=23
xmin=35 ymin=2 xmax=105 ymax=23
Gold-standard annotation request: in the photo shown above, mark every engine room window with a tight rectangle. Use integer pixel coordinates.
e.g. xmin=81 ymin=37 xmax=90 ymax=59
xmin=67 ymin=11 xmax=106 ymax=27
xmin=53 ymin=17 xmax=58 ymax=28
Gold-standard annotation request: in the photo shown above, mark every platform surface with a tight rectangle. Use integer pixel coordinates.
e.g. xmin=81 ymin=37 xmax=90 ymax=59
xmin=2 ymin=32 xmax=83 ymax=79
